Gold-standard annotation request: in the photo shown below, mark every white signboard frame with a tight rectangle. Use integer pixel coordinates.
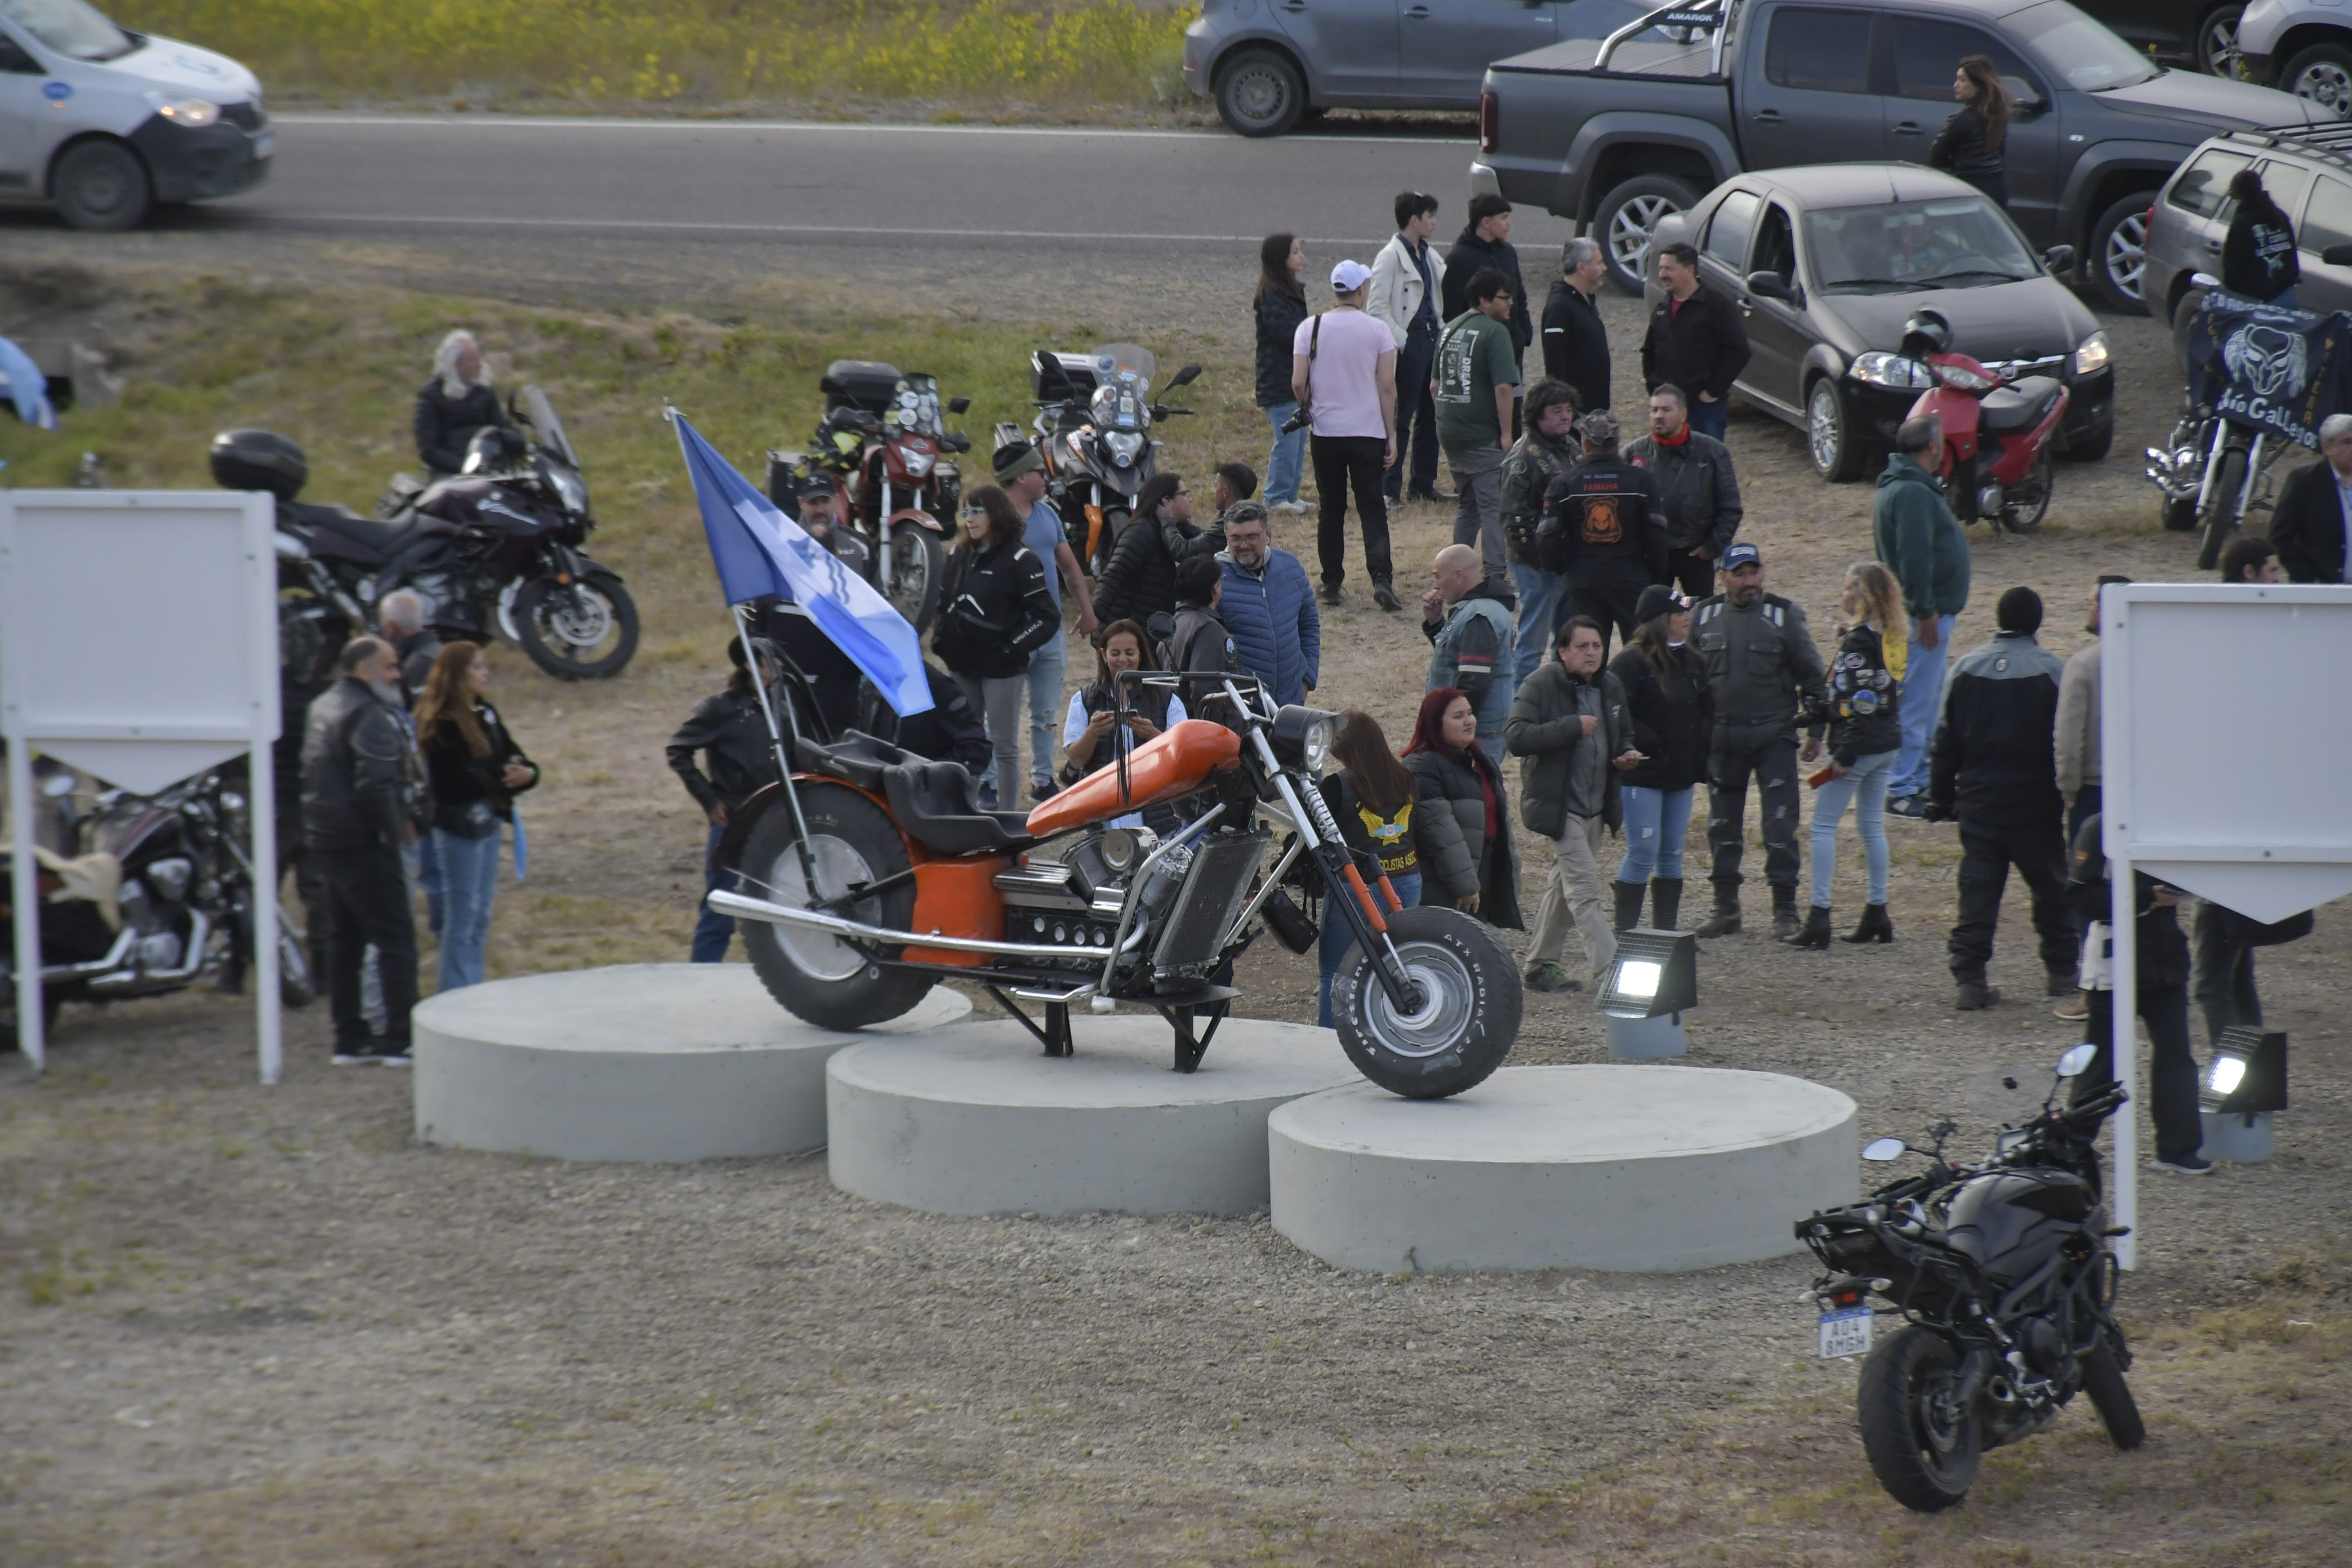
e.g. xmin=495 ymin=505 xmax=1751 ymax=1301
xmin=2 ymin=491 xmax=284 ymax=1081
xmin=2100 ymin=582 xmax=2352 ymax=1267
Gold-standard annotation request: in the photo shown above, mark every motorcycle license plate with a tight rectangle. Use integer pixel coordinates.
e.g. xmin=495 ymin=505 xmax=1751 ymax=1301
xmin=1818 ymin=1304 xmax=1874 ymax=1359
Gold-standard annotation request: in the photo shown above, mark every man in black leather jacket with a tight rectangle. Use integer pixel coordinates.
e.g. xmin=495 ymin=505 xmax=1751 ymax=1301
xmin=413 ymin=329 xmax=513 ymax=476
xmin=300 ymin=638 xmax=420 ymax=1063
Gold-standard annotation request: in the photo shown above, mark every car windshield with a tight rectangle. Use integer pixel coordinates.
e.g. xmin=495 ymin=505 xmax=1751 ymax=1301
xmin=1807 ymin=197 xmax=2041 ymax=291
xmin=0 ymin=0 xmax=136 ymax=61
xmin=2005 ymin=1 xmax=2157 ymax=91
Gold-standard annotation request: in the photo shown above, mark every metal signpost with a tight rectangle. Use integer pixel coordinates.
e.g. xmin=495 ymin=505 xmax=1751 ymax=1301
xmin=2100 ymin=582 xmax=2352 ymax=1267
xmin=2 ymin=491 xmax=283 ymax=1080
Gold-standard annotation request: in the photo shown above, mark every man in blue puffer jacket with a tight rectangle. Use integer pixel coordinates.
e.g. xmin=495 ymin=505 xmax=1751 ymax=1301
xmin=1215 ymin=502 xmax=1321 ymax=706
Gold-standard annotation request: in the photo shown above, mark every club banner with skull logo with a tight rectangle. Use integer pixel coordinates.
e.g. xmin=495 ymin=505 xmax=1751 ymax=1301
xmin=2186 ymin=291 xmax=2352 ymax=450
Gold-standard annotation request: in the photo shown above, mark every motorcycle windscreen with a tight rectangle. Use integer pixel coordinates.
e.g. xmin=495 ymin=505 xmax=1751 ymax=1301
xmin=1025 ymin=719 xmax=1240 ymax=838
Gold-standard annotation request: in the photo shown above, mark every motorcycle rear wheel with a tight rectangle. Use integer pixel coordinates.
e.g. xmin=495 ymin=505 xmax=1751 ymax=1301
xmin=2081 ymin=1329 xmax=2146 ymax=1450
xmin=2001 ymin=448 xmax=2053 ymax=533
xmin=2195 ymin=444 xmax=2248 ymax=571
xmin=1332 ymin=906 xmax=1518 ymax=1099
xmin=736 ymin=783 xmax=931 ymax=1032
xmin=1857 ymin=1326 xmax=1981 ymax=1513
xmin=514 ymin=573 xmax=640 ymax=680
xmin=883 ymin=525 xmax=945 ymax=633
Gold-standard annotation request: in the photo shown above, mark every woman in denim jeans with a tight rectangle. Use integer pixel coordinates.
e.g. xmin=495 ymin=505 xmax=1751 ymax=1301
xmin=1606 ymin=585 xmax=1711 ymax=930
xmin=1789 ymin=562 xmax=1906 ymax=948
xmin=1254 ymin=233 xmax=1311 ymax=511
xmin=415 ymin=642 xmax=538 ymax=991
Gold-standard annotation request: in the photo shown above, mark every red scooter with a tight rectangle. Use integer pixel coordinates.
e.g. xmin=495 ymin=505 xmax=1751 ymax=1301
xmin=1900 ymin=310 xmax=2068 ymax=534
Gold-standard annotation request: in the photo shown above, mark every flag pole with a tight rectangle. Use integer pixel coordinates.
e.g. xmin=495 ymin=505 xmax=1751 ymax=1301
xmin=732 ymin=602 xmax=820 ymax=894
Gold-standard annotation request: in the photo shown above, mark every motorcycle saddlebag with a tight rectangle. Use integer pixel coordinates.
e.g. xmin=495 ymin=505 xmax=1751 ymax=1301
xmin=210 ymin=429 xmax=308 ymax=500
xmin=820 ymin=360 xmax=905 ymax=415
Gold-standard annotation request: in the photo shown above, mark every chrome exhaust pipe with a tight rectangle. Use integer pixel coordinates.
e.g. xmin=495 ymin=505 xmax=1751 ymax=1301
xmin=707 ymin=888 xmax=1144 ymax=965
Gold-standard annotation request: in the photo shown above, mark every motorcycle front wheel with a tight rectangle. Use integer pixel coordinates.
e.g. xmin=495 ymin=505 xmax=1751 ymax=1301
xmin=2195 ymin=444 xmax=2249 ymax=571
xmin=883 ymin=525 xmax=945 ymax=632
xmin=514 ymin=573 xmax=640 ymax=680
xmin=1332 ymin=906 xmax=1519 ymax=1099
xmin=735 ymin=783 xmax=931 ymax=1031
xmin=2081 ymin=1328 xmax=2146 ymax=1450
xmin=1857 ymin=1326 xmax=1981 ymax=1512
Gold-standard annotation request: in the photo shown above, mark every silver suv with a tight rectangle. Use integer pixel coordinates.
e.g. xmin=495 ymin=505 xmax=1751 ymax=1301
xmin=2240 ymin=0 xmax=2352 ymax=118
xmin=2142 ymin=123 xmax=2352 ymax=335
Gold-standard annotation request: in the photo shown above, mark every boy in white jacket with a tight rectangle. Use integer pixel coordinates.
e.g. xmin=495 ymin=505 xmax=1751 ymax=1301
xmin=1366 ymin=191 xmax=1448 ymax=506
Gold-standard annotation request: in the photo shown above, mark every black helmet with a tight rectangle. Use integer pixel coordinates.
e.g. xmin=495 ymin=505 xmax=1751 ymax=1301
xmin=461 ymin=425 xmax=529 ymax=475
xmin=1899 ymin=309 xmax=1953 ymax=361
xmin=208 ymin=429 xmax=308 ymax=500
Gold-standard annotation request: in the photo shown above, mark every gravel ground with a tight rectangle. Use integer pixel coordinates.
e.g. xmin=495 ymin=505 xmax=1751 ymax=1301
xmin=3 ymin=248 xmax=2346 ymax=1565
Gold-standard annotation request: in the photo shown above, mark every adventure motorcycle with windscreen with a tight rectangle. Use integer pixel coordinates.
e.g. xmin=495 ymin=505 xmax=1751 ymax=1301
xmin=1019 ymin=345 xmax=1199 ymax=575
xmin=703 ymin=670 xmax=1521 ymax=1097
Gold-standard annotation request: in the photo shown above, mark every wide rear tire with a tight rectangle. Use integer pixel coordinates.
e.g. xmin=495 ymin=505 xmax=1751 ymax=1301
xmin=1333 ymin=905 xmax=1519 ymax=1099
xmin=2082 ymin=1329 xmax=2146 ymax=1450
xmin=1856 ymin=1326 xmax=1981 ymax=1513
xmin=734 ymin=783 xmax=931 ymax=1032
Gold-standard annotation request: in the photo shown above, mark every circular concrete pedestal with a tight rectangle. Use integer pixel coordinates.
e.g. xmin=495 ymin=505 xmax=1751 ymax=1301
xmin=413 ymin=964 xmax=970 ymax=1162
xmin=1269 ymin=1064 xmax=1858 ymax=1273
xmin=826 ymin=1016 xmax=1358 ymax=1217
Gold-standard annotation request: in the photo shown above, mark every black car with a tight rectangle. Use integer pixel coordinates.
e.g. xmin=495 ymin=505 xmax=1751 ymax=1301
xmin=1650 ymin=164 xmax=2117 ymax=481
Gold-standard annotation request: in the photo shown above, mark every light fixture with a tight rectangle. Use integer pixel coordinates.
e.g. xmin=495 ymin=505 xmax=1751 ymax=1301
xmin=1595 ymin=928 xmax=1699 ymax=1061
xmin=2200 ymin=1026 xmax=2287 ymax=1165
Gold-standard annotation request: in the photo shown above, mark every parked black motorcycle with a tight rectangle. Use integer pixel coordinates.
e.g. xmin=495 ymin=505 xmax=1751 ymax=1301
xmin=1019 ymin=345 xmax=1200 ymax=574
xmin=1796 ymin=1043 xmax=2144 ymax=1512
xmin=2 ymin=767 xmax=311 ymax=1035
xmin=215 ymin=387 xmax=639 ymax=680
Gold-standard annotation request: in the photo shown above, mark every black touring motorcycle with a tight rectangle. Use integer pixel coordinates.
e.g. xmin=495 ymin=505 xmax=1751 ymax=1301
xmin=1797 ymin=1043 xmax=2145 ymax=1512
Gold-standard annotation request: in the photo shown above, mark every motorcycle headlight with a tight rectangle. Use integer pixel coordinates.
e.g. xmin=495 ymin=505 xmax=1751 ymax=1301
xmin=901 ymin=448 xmax=936 ymax=478
xmin=2073 ymin=331 xmax=2111 ymax=376
xmin=548 ymin=462 xmax=589 ymax=516
xmin=1103 ymin=431 xmax=1146 ymax=467
xmin=1848 ymin=352 xmax=1934 ymax=389
xmin=1935 ymin=362 xmax=1999 ymax=393
xmin=145 ymin=91 xmax=221 ymax=128
xmin=1270 ymin=705 xmax=1345 ymax=771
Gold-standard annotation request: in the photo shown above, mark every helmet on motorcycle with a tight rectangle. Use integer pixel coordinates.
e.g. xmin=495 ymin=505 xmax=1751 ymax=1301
xmin=461 ymin=425 xmax=530 ymax=475
xmin=1898 ymin=309 xmax=1953 ymax=362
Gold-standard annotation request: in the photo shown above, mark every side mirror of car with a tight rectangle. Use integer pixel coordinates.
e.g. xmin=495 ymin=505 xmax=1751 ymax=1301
xmin=948 ymin=395 xmax=972 ymax=414
xmin=2042 ymin=244 xmax=2075 ymax=275
xmin=1745 ymin=270 xmax=1794 ymax=302
xmin=2324 ymin=245 xmax=2352 ymax=266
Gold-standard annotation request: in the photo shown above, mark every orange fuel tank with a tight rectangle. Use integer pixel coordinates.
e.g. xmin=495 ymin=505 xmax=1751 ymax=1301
xmin=1025 ymin=719 xmax=1241 ymax=837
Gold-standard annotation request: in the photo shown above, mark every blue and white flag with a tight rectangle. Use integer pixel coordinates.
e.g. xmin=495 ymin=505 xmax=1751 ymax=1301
xmin=672 ymin=410 xmax=933 ymax=717
xmin=0 ymin=335 xmax=59 ymax=430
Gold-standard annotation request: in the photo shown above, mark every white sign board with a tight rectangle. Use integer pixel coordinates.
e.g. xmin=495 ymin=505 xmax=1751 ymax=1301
xmin=2101 ymin=582 xmax=2352 ymax=1266
xmin=1 ymin=490 xmax=283 ymax=1079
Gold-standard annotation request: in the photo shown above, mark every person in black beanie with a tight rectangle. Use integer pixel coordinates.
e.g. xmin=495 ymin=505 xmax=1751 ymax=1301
xmin=1927 ymin=586 xmax=2078 ymax=1010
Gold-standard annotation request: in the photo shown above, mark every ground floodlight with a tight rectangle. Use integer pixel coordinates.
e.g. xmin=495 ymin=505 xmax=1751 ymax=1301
xmin=2203 ymin=1027 xmax=2288 ymax=1116
xmin=1597 ymin=928 xmax=1699 ymax=1021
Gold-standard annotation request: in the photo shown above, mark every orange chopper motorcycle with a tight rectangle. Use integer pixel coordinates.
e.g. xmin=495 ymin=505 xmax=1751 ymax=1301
xmin=706 ymin=671 xmax=1521 ymax=1098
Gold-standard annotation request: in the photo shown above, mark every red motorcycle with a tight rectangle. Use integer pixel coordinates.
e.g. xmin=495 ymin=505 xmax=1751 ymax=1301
xmin=1899 ymin=310 xmax=2069 ymax=534
xmin=766 ymin=360 xmax=972 ymax=632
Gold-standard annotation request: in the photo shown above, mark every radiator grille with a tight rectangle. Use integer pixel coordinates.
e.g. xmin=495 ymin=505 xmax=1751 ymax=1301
xmin=1151 ymin=830 xmax=1268 ymax=979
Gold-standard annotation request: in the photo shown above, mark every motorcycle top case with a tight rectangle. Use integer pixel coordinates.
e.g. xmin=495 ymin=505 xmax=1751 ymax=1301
xmin=821 ymin=360 xmax=906 ymax=416
xmin=210 ymin=427 xmax=309 ymax=501
xmin=1942 ymin=1169 xmax=2096 ymax=1282
xmin=1031 ymin=350 xmax=1103 ymax=404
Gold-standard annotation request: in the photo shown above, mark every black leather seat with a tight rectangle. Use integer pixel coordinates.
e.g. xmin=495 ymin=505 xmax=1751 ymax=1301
xmin=1979 ymin=376 xmax=2063 ymax=435
xmin=799 ymin=731 xmax=1030 ymax=857
xmin=281 ymin=500 xmax=437 ymax=566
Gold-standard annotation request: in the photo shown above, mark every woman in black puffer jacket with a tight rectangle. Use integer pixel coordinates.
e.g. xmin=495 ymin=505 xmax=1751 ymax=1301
xmin=1606 ymin=584 xmax=1712 ymax=931
xmin=934 ymin=484 xmax=1059 ymax=808
xmin=1404 ymin=686 xmax=1522 ymax=930
xmin=1092 ymin=471 xmax=1214 ymax=630
xmin=1255 ymin=233 xmax=1311 ymax=511
xmin=1790 ymin=562 xmax=1908 ymax=948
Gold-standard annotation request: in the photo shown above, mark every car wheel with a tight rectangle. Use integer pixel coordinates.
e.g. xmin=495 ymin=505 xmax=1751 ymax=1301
xmin=1807 ymin=377 xmax=1863 ymax=483
xmin=50 ymin=139 xmax=150 ymax=232
xmin=2087 ymin=193 xmax=2155 ymax=315
xmin=2197 ymin=5 xmax=2246 ymax=76
xmin=1593 ymin=174 xmax=1698 ymax=296
xmin=1214 ymin=50 xmax=1306 ymax=139
xmin=2284 ymin=43 xmax=2352 ymax=118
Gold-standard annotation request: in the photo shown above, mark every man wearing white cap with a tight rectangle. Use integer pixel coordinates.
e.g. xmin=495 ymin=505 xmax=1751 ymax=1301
xmin=1293 ymin=259 xmax=1402 ymax=612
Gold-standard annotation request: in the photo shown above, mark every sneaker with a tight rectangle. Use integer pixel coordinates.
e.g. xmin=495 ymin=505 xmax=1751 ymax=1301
xmin=975 ymin=782 xmax=999 ymax=810
xmin=1319 ymin=582 xmax=1344 ymax=605
xmin=331 ymin=1049 xmax=377 ymax=1066
xmin=2052 ymin=992 xmax=2091 ymax=1022
xmin=1885 ymin=794 xmax=1928 ymax=818
xmin=373 ymin=1049 xmax=413 ymax=1067
xmin=1408 ymin=485 xmax=1455 ymax=504
xmin=1371 ymin=581 xmax=1402 ymax=612
xmin=1522 ymin=961 xmax=1581 ymax=993
xmin=2150 ymin=1153 xmax=2214 ymax=1175
xmin=1030 ymin=781 xmax=1057 ymax=805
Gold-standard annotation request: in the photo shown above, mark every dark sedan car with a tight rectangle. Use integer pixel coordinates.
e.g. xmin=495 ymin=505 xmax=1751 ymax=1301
xmin=1651 ymin=164 xmax=2117 ymax=481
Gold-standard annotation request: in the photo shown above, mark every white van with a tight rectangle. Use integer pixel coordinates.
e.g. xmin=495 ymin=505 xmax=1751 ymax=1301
xmin=0 ymin=0 xmax=269 ymax=230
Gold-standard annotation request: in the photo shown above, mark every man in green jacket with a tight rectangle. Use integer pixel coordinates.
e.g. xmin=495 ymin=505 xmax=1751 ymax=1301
xmin=1507 ymin=616 xmax=1638 ymax=992
xmin=1872 ymin=416 xmax=1970 ymax=814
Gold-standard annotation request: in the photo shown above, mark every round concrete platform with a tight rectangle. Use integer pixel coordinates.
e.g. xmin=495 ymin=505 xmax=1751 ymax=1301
xmin=1268 ymin=1064 xmax=1858 ymax=1274
xmin=826 ymin=1016 xmax=1358 ymax=1217
xmin=412 ymin=964 xmax=970 ymax=1162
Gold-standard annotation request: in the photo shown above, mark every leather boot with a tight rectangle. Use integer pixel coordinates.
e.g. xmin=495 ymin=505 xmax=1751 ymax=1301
xmin=1771 ymin=886 xmax=1802 ymax=941
xmin=1782 ymin=905 xmax=1832 ymax=949
xmin=1649 ymin=877 xmax=1684 ymax=931
xmin=1613 ymin=880 xmax=1646 ymax=933
xmin=1694 ymin=884 xmax=1741 ymax=938
xmin=1838 ymin=902 xmax=1895 ymax=944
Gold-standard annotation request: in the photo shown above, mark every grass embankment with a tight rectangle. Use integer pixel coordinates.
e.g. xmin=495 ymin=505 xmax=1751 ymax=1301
xmin=114 ymin=0 xmax=1195 ymax=117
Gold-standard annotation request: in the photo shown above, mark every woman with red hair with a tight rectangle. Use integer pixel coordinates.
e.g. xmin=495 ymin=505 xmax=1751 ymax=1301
xmin=1402 ymin=686 xmax=1521 ymax=929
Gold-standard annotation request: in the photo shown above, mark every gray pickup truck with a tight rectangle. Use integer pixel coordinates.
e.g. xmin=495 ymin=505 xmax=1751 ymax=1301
xmin=1471 ymin=0 xmax=2315 ymax=310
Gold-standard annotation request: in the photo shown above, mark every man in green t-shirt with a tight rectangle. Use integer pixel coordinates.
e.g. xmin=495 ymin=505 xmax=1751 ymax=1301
xmin=1433 ymin=268 xmax=1522 ymax=581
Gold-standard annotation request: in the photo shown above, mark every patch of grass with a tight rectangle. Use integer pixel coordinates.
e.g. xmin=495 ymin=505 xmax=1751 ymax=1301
xmin=116 ymin=0 xmax=1193 ymax=114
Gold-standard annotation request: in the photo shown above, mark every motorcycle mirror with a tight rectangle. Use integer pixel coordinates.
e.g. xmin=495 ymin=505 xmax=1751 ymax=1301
xmin=948 ymin=396 xmax=972 ymax=414
xmin=41 ymin=772 xmax=75 ymax=798
xmin=1861 ymin=1137 xmax=1908 ymax=1162
xmin=1168 ymin=365 xmax=1202 ymax=389
xmin=2055 ymin=1043 xmax=2099 ymax=1079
